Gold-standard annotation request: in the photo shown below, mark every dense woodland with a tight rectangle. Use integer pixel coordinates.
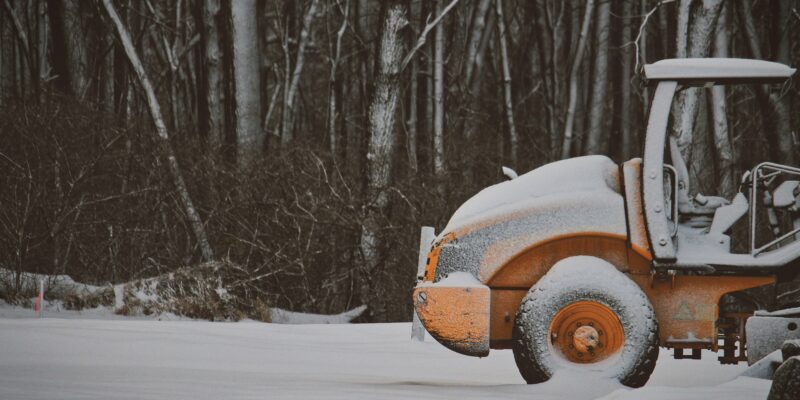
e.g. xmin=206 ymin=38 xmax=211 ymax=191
xmin=0 ymin=0 xmax=799 ymax=321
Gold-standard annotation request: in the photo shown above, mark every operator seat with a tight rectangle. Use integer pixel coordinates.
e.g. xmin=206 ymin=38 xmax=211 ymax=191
xmin=668 ymin=137 xmax=730 ymax=227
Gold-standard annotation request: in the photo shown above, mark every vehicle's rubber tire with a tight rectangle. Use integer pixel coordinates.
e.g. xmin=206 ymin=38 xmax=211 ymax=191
xmin=513 ymin=256 xmax=659 ymax=388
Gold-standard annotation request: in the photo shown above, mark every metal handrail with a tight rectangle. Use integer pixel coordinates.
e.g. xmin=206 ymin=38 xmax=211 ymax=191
xmin=750 ymin=162 xmax=800 ymax=256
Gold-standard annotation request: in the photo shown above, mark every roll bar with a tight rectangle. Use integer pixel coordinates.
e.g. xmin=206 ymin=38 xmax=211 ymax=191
xmin=642 ymin=81 xmax=678 ymax=262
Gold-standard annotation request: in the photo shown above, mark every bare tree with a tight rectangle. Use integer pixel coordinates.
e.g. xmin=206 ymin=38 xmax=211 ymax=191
xmin=710 ymin=2 xmax=735 ymax=198
xmin=620 ymin=0 xmax=634 ymax=160
xmin=561 ymin=0 xmax=595 ymax=159
xmin=495 ymin=0 xmax=518 ymax=166
xmin=406 ymin=0 xmax=420 ymax=172
xmin=670 ymin=0 xmax=724 ymax=197
xmin=102 ymin=0 xmax=214 ymax=262
xmin=328 ymin=0 xmax=349 ymax=157
xmin=47 ymin=0 xmax=88 ymax=97
xmin=358 ymin=1 xmax=407 ymax=318
xmin=231 ymin=0 xmax=262 ymax=166
xmin=199 ymin=0 xmax=224 ymax=147
xmin=462 ymin=0 xmax=494 ymax=145
xmin=433 ymin=0 xmax=445 ymax=176
xmin=2 ymin=0 xmax=31 ymax=85
xmin=282 ymin=0 xmax=320 ymax=146
xmin=738 ymin=0 xmax=797 ymax=166
xmin=584 ymin=0 xmax=610 ymax=155
xmin=0 ymin=9 xmax=13 ymax=105
xmin=464 ymin=0 xmax=492 ymax=86
xmin=358 ymin=0 xmax=460 ymax=318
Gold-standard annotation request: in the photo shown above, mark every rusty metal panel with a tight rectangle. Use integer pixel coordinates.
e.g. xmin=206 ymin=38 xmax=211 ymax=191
xmin=628 ymin=274 xmax=774 ymax=350
xmin=489 ymin=289 xmax=526 ymax=347
xmin=413 ymin=285 xmax=490 ymax=357
xmin=622 ymin=158 xmax=653 ymax=263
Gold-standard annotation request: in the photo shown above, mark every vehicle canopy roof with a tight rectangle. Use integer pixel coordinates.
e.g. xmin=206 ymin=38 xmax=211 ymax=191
xmin=644 ymin=58 xmax=796 ymax=85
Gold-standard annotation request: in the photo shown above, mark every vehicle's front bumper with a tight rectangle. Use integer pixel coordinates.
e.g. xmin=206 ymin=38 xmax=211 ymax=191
xmin=412 ymin=282 xmax=490 ymax=357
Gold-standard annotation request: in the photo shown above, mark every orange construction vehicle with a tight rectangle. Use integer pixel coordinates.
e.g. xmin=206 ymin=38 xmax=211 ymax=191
xmin=412 ymin=58 xmax=800 ymax=387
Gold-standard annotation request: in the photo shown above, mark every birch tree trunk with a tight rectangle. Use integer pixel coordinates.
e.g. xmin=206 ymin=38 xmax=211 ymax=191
xmin=532 ymin=0 xmax=564 ymax=161
xmin=710 ymin=3 xmax=735 ymax=198
xmin=3 ymin=0 xmax=33 ymax=92
xmin=620 ymin=0 xmax=633 ymax=160
xmin=0 ymin=10 xmax=13 ymax=106
xmin=102 ymin=0 xmax=214 ymax=262
xmin=425 ymin=29 xmax=434 ymax=173
xmin=36 ymin=0 xmax=47 ymax=90
xmin=329 ymin=0 xmax=348 ymax=158
xmin=738 ymin=0 xmax=797 ymax=166
xmin=200 ymin=0 xmax=223 ymax=147
xmin=462 ymin=4 xmax=494 ymax=144
xmin=406 ymin=0 xmax=419 ymax=172
xmin=560 ymin=0 xmax=594 ymax=159
xmin=639 ymin=0 xmax=650 ymax=120
xmin=230 ymin=0 xmax=262 ymax=166
xmin=433 ymin=0 xmax=445 ymax=177
xmin=584 ymin=0 xmax=610 ymax=155
xmin=670 ymin=0 xmax=724 ymax=197
xmin=358 ymin=2 xmax=407 ymax=319
xmin=281 ymin=0 xmax=320 ymax=146
xmin=495 ymin=0 xmax=518 ymax=166
xmin=675 ymin=0 xmax=690 ymax=59
xmin=47 ymin=0 xmax=88 ymax=98
xmin=464 ymin=0 xmax=492 ymax=85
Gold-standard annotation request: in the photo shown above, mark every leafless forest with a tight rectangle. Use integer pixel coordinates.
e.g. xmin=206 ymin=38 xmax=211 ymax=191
xmin=1 ymin=0 xmax=799 ymax=321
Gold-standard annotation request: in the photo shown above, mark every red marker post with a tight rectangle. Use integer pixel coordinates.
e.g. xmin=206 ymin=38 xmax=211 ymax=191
xmin=34 ymin=280 xmax=43 ymax=318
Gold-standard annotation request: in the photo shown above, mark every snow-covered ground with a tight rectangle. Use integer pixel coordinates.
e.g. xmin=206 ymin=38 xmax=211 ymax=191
xmin=0 ymin=304 xmax=771 ymax=399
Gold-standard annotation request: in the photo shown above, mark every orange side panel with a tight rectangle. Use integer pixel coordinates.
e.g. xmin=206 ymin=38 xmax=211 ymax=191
xmin=413 ymin=285 xmax=490 ymax=356
xmin=628 ymin=274 xmax=775 ymax=350
xmin=487 ymin=234 xmax=630 ymax=288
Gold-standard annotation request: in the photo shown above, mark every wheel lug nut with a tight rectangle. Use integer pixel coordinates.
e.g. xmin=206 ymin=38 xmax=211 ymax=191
xmin=576 ymin=322 xmax=582 ymax=327
xmin=588 ymin=322 xmax=594 ymax=327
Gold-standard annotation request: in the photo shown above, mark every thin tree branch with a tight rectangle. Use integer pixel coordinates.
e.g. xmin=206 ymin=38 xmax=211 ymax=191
xmin=101 ymin=0 xmax=214 ymax=262
xmin=282 ymin=0 xmax=320 ymax=144
xmin=400 ymin=0 xmax=460 ymax=72
xmin=633 ymin=0 xmax=675 ymax=73
xmin=2 ymin=0 xmax=32 ymax=65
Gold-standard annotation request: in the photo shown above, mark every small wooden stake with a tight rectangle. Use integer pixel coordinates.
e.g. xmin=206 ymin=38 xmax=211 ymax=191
xmin=412 ymin=226 xmax=436 ymax=342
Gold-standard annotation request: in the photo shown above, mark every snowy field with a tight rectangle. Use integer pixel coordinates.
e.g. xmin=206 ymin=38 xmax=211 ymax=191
xmin=0 ymin=304 xmax=772 ymax=400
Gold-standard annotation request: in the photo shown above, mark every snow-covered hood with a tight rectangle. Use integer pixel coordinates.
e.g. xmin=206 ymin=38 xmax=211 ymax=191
xmin=442 ymin=156 xmax=621 ymax=234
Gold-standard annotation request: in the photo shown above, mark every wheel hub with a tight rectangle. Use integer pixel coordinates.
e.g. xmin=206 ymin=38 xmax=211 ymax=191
xmin=549 ymin=301 xmax=624 ymax=364
xmin=573 ymin=325 xmax=600 ymax=353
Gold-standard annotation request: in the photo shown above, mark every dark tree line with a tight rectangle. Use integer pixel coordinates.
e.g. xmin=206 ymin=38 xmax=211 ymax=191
xmin=1 ymin=0 xmax=799 ymax=321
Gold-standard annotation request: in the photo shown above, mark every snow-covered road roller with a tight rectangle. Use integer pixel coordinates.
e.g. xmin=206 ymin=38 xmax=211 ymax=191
xmin=413 ymin=58 xmax=800 ymax=387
